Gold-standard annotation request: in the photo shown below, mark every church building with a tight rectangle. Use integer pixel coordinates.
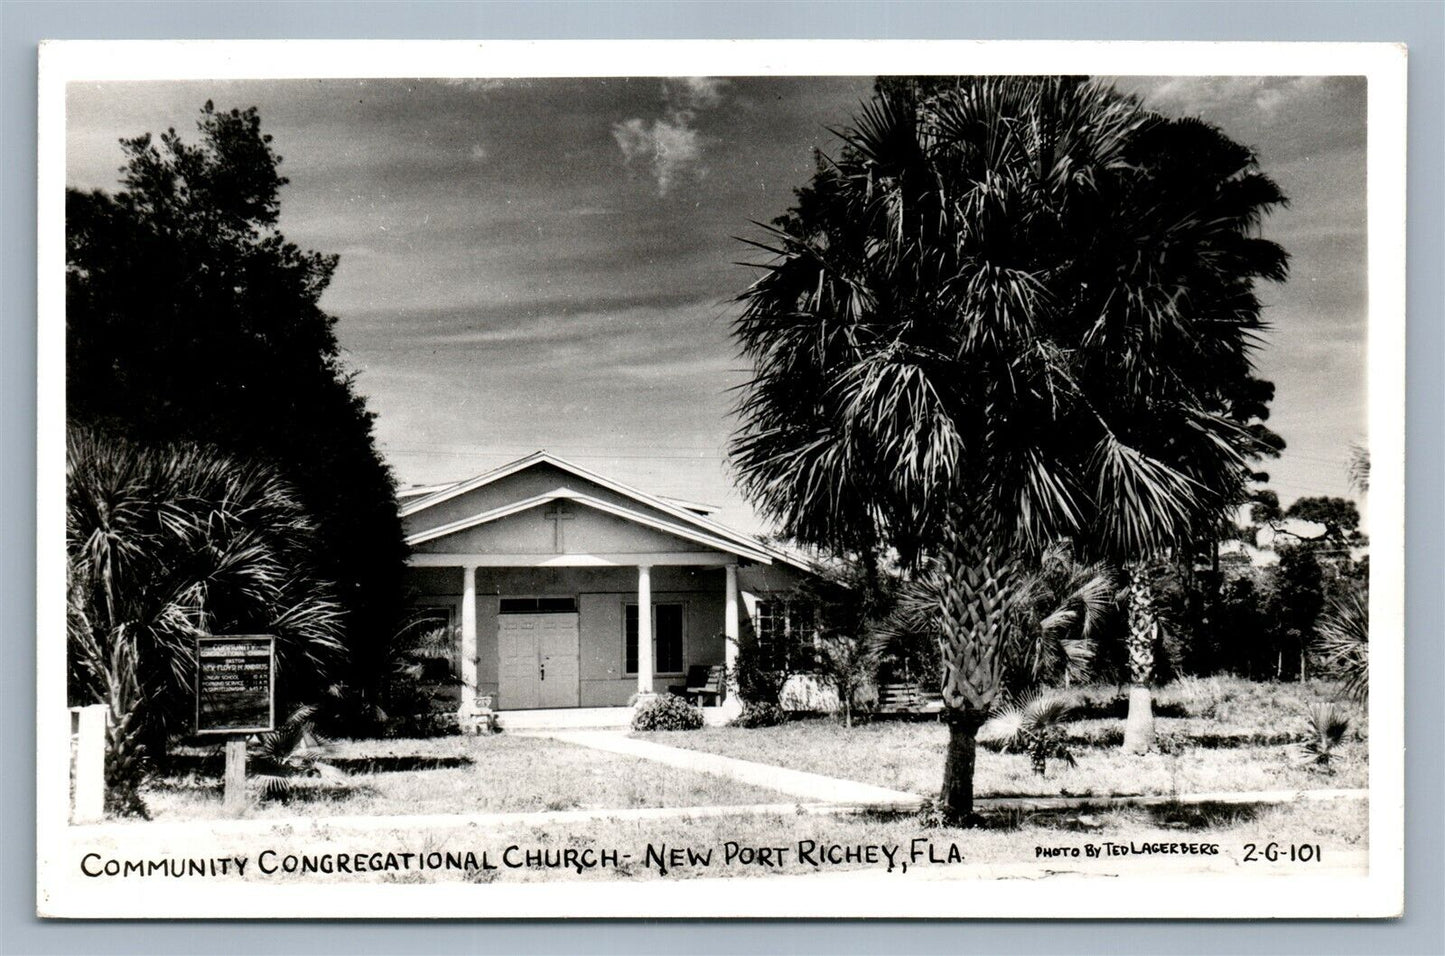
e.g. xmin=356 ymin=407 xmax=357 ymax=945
xmin=398 ymin=451 xmax=816 ymax=715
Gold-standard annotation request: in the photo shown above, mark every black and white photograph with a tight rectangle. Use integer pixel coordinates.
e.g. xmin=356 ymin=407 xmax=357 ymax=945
xmin=35 ymin=40 xmax=1406 ymax=919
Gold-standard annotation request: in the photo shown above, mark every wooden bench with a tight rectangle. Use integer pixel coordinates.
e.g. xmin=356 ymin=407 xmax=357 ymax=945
xmin=668 ymin=665 xmax=726 ymax=706
xmin=875 ymin=681 xmax=944 ymax=717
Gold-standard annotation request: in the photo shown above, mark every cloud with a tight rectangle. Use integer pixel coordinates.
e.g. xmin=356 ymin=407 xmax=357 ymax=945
xmin=438 ymin=77 xmax=517 ymax=94
xmin=1119 ymin=76 xmax=1335 ymax=126
xmin=612 ymin=77 xmax=728 ymax=196
xmin=671 ymin=76 xmax=726 ymax=110
xmin=469 ymin=143 xmax=490 ymax=162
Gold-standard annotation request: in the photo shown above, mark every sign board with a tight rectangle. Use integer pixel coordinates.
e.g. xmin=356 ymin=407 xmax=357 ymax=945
xmin=195 ymin=635 xmax=275 ymax=735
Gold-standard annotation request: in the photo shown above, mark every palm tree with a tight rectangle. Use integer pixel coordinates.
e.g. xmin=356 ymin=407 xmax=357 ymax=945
xmin=66 ymin=424 xmax=344 ymax=815
xmin=1348 ymin=444 xmax=1370 ymax=495
xmin=1077 ymin=114 xmax=1291 ymax=750
xmin=1001 ymin=541 xmax=1116 ymax=695
xmin=731 ymin=77 xmax=1287 ymax=819
xmin=877 ymin=536 xmax=1112 ymax=813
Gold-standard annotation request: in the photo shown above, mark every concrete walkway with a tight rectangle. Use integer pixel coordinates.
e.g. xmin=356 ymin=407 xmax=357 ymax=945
xmin=530 ymin=729 xmax=921 ymax=808
xmin=530 ymin=729 xmax=1371 ymax=816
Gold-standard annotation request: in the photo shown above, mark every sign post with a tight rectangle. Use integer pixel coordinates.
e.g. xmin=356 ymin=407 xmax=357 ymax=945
xmin=195 ymin=635 xmax=275 ymax=811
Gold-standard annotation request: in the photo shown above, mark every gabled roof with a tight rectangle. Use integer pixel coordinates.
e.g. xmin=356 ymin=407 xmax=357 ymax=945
xmin=656 ymin=494 xmax=719 ymax=516
xmin=400 ymin=450 xmax=817 ymax=572
xmin=398 ymin=482 xmax=457 ymax=500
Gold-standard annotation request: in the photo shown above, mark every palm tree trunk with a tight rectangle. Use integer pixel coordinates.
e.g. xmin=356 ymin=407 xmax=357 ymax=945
xmin=102 ymin=636 xmax=151 ymax=818
xmin=940 ymin=708 xmax=986 ymax=820
xmin=934 ymin=534 xmax=1016 ymax=823
xmin=1123 ymin=563 xmax=1156 ymax=754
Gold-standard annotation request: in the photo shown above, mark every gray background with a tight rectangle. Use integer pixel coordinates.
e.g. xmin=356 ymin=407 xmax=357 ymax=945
xmin=1 ymin=2 xmax=1439 ymax=954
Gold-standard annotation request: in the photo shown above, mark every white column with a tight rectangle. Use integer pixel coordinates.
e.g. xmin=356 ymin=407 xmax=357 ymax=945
xmin=722 ymin=563 xmax=742 ymax=716
xmin=636 ymin=564 xmax=654 ymax=696
xmin=460 ymin=564 xmax=478 ymax=705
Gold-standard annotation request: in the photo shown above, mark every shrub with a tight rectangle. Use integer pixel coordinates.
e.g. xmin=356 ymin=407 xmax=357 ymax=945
xmin=729 ymin=702 xmax=786 ymax=729
xmin=732 ymin=627 xmax=794 ymax=706
xmin=251 ymin=705 xmax=345 ymax=802
xmin=381 ymin=712 xmax=459 ymax=739
xmin=1293 ymin=701 xmax=1350 ymax=772
xmin=1166 ymin=675 xmax=1230 ymax=719
xmin=631 ymin=695 xmax=704 ymax=732
xmin=979 ymin=691 xmax=1078 ymax=776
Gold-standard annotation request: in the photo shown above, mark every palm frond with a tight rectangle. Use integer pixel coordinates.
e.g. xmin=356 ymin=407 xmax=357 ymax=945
xmin=1314 ymin=586 xmax=1368 ymax=704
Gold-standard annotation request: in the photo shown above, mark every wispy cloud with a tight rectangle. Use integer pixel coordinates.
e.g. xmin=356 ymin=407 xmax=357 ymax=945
xmin=612 ymin=77 xmax=728 ymax=196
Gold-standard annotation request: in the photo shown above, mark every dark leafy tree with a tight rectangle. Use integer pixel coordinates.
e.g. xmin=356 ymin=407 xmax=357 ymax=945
xmin=1267 ymin=545 xmax=1327 ymax=680
xmin=731 ymin=77 xmax=1287 ymax=819
xmin=66 ymin=103 xmax=407 ymax=718
xmin=1282 ymin=497 xmax=1363 ymax=544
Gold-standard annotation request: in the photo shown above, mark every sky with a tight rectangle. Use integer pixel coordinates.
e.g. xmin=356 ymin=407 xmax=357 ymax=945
xmin=66 ymin=74 xmax=1368 ymax=534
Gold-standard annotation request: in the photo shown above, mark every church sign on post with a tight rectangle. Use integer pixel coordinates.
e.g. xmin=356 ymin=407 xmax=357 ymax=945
xmin=195 ymin=635 xmax=275 ymax=735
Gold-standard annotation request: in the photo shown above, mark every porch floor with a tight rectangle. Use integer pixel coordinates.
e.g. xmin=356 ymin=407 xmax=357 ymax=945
xmin=493 ymin=704 xmax=734 ymax=730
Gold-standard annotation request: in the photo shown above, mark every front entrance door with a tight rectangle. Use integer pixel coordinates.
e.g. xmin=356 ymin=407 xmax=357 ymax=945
xmin=498 ymin=612 xmax=580 ymax=709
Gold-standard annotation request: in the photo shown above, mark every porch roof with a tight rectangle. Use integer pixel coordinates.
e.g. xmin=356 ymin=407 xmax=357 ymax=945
xmin=400 ymin=450 xmax=817 ymax=572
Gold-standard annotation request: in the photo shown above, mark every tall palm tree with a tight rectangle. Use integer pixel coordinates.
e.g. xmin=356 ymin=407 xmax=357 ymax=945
xmin=731 ymin=77 xmax=1286 ymax=819
xmin=1075 ymin=113 xmax=1290 ymax=750
xmin=67 ymin=424 xmax=344 ymax=815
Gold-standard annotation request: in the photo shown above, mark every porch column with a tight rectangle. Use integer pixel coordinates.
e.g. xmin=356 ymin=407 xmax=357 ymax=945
xmin=722 ymin=562 xmax=742 ymax=716
xmin=460 ymin=564 xmax=478 ymax=703
xmin=636 ymin=564 xmax=654 ymax=695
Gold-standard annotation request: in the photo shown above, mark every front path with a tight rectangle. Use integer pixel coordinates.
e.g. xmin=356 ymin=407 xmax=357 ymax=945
xmin=525 ymin=729 xmax=924 ymax=808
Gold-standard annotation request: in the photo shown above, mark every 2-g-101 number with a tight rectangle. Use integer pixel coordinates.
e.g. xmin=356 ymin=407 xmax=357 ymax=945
xmin=1242 ymin=842 xmax=1322 ymax=863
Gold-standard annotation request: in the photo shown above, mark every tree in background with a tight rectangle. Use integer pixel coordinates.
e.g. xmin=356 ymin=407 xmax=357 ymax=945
xmin=66 ymin=103 xmax=407 ymax=723
xmin=66 ymin=426 xmax=344 ymax=816
xmin=731 ymin=76 xmax=1287 ymax=819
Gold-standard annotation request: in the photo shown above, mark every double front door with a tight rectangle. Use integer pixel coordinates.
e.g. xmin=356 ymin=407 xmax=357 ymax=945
xmin=498 ymin=612 xmax=580 ymax=709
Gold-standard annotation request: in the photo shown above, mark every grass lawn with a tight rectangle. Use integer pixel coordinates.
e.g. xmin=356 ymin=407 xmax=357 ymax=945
xmin=142 ymin=734 xmax=787 ymax=821
xmin=636 ymin=678 xmax=1368 ymax=799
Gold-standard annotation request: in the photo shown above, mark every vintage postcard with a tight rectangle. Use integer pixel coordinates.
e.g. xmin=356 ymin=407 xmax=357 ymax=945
xmin=37 ymin=40 xmax=1406 ymax=919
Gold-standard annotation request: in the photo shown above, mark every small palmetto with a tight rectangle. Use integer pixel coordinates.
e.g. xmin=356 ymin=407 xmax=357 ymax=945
xmin=250 ymin=704 xmax=343 ymax=801
xmin=1314 ymin=585 xmax=1368 ymax=705
xmin=981 ymin=690 xmax=1078 ymax=776
xmin=1293 ymin=701 xmax=1351 ymax=772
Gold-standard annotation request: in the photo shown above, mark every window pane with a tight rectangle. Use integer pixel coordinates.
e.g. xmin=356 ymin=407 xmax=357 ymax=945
xmin=625 ymin=605 xmax=639 ymax=674
xmin=656 ymin=604 xmax=683 ymax=673
xmin=625 ymin=603 xmax=683 ymax=674
xmin=500 ymin=597 xmax=578 ymax=614
xmin=755 ymin=600 xmax=776 ymax=646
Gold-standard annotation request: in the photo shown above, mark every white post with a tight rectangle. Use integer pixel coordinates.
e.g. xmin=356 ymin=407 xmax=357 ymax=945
xmin=460 ymin=564 xmax=478 ymax=706
xmin=224 ymin=736 xmax=248 ymax=812
xmin=72 ymin=704 xmax=106 ymax=823
xmin=722 ymin=563 xmax=742 ymax=717
xmin=636 ymin=564 xmax=654 ymax=696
